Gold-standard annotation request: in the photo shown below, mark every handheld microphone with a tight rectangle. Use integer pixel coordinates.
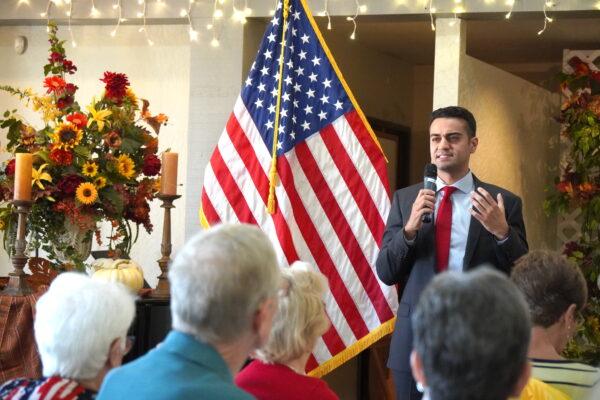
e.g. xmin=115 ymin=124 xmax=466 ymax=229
xmin=422 ymin=163 xmax=437 ymax=223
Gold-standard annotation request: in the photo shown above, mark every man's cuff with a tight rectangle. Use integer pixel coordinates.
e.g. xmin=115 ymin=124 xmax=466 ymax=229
xmin=403 ymin=229 xmax=417 ymax=246
xmin=495 ymin=231 xmax=510 ymax=244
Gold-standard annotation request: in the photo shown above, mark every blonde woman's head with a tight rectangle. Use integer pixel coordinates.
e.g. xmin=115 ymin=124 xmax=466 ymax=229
xmin=255 ymin=261 xmax=330 ymax=364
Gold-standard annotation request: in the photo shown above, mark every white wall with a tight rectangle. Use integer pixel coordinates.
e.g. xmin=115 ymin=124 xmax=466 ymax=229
xmin=0 ymin=25 xmax=191 ymax=284
xmin=460 ymin=55 xmax=561 ymax=249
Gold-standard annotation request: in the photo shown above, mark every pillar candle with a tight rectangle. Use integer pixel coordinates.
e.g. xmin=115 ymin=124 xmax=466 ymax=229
xmin=161 ymin=152 xmax=178 ymax=195
xmin=14 ymin=153 xmax=33 ymax=201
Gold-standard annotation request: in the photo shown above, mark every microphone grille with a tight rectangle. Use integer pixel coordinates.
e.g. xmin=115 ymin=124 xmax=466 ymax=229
xmin=424 ymin=163 xmax=437 ymax=178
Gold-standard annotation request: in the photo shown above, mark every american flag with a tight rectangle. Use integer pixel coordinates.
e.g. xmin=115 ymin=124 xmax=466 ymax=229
xmin=200 ymin=0 xmax=398 ymax=375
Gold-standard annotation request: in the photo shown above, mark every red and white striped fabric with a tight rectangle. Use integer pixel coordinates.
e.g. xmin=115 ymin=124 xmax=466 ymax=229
xmin=200 ymin=0 xmax=398 ymax=376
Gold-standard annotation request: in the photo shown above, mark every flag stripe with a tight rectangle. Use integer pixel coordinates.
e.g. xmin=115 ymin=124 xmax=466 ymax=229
xmin=232 ymin=102 xmax=357 ymax=355
xmin=203 ymin=166 xmax=239 ymax=223
xmin=284 ymin=148 xmax=383 ymax=332
xmin=345 ymin=110 xmax=390 ymax=195
xmin=277 ymin=155 xmax=370 ymax=338
xmin=201 ymin=188 xmax=221 ymax=225
xmin=293 ymin=141 xmax=393 ymax=323
xmin=319 ymin=123 xmax=385 ymax=242
xmin=210 ymin=148 xmax=257 ymax=225
xmin=331 ymin=115 xmax=390 ymax=227
xmin=226 ymin=111 xmax=301 ymax=264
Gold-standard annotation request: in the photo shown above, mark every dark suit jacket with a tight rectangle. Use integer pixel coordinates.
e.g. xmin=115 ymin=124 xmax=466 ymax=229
xmin=375 ymin=175 xmax=528 ymax=374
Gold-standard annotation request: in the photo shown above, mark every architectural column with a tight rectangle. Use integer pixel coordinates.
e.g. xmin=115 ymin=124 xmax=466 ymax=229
xmin=183 ymin=18 xmax=245 ymax=239
xmin=432 ymin=18 xmax=467 ymax=109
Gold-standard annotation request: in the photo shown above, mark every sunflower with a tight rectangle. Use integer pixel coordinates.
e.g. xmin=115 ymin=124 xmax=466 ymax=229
xmin=94 ymin=176 xmax=107 ymax=189
xmin=82 ymin=161 xmax=98 ymax=178
xmin=52 ymin=123 xmax=83 ymax=150
xmin=75 ymin=182 xmax=98 ymax=205
xmin=116 ymin=154 xmax=136 ymax=179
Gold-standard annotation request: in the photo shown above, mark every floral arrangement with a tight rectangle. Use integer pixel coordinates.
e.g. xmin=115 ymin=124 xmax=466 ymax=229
xmin=545 ymin=55 xmax=600 ymax=365
xmin=0 ymin=22 xmax=168 ymax=270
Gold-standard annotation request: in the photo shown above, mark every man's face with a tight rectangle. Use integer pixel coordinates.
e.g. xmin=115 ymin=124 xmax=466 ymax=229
xmin=429 ymin=117 xmax=478 ymax=176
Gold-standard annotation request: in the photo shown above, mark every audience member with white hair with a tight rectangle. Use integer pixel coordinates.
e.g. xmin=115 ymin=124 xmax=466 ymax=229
xmin=235 ymin=261 xmax=338 ymax=400
xmin=98 ymin=223 xmax=281 ymax=400
xmin=0 ymin=272 xmax=135 ymax=400
xmin=410 ymin=268 xmax=532 ymax=400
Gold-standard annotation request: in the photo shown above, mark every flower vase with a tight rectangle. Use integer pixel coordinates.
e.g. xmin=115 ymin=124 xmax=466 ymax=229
xmin=51 ymin=220 xmax=93 ymax=268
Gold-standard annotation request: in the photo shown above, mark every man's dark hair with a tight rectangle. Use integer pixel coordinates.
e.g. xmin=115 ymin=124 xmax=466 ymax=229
xmin=412 ymin=268 xmax=531 ymax=400
xmin=511 ymin=250 xmax=587 ymax=327
xmin=430 ymin=106 xmax=477 ymax=138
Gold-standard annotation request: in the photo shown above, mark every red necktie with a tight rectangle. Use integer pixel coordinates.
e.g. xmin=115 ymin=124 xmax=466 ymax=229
xmin=436 ymin=186 xmax=457 ymax=272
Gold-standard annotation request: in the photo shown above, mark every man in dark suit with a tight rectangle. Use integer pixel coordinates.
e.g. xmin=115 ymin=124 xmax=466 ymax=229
xmin=376 ymin=106 xmax=528 ymax=400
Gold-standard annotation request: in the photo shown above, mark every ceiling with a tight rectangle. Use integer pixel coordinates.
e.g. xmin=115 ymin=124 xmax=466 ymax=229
xmin=314 ymin=13 xmax=600 ymax=88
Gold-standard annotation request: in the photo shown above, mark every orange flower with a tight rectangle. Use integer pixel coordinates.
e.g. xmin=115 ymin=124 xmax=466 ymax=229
xmin=66 ymin=112 xmax=88 ymax=129
xmin=556 ymin=181 xmax=574 ymax=195
xmin=43 ymin=76 xmax=66 ymax=94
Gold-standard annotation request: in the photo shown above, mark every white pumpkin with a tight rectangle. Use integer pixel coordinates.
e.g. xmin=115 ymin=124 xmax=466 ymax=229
xmin=91 ymin=258 xmax=144 ymax=292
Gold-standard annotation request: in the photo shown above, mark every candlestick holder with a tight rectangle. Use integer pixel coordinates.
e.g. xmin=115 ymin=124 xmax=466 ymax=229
xmin=1 ymin=200 xmax=33 ymax=296
xmin=151 ymin=193 xmax=181 ymax=299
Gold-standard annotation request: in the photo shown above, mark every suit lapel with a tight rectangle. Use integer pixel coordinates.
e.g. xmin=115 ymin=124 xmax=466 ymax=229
xmin=463 ymin=175 xmax=483 ymax=270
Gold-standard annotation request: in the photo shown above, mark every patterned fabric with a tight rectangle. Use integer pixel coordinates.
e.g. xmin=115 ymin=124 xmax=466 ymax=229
xmin=532 ymin=358 xmax=600 ymax=400
xmin=0 ymin=376 xmax=96 ymax=400
xmin=0 ymin=291 xmax=44 ymax=383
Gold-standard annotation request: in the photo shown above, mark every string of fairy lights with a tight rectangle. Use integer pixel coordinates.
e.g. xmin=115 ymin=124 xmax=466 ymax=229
xmin=14 ymin=0 xmax=574 ymax=47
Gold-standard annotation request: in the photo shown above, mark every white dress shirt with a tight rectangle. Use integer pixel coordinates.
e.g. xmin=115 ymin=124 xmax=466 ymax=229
xmin=434 ymin=171 xmax=474 ymax=272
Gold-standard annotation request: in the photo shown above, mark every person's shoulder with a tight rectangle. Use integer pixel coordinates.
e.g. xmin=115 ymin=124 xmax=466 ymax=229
xmin=393 ymin=183 xmax=422 ymax=199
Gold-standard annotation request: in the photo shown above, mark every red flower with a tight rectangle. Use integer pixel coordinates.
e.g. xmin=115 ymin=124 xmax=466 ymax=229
xmin=48 ymin=51 xmax=63 ymax=63
xmin=568 ymin=57 xmax=591 ymax=77
xmin=100 ymin=72 xmax=130 ymax=104
xmin=4 ymin=159 xmax=15 ymax=176
xmin=65 ymin=83 xmax=78 ymax=95
xmin=56 ymin=174 xmax=84 ymax=195
xmin=44 ymin=76 xmax=66 ymax=94
xmin=49 ymin=147 xmax=74 ymax=166
xmin=142 ymin=154 xmax=161 ymax=176
xmin=62 ymin=59 xmax=77 ymax=74
xmin=66 ymin=112 xmax=88 ymax=129
xmin=56 ymin=95 xmax=74 ymax=110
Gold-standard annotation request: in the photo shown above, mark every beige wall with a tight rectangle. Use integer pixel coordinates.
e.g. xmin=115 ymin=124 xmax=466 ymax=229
xmin=0 ymin=25 xmax=191 ymax=282
xmin=411 ymin=65 xmax=434 ymax=185
xmin=460 ymin=55 xmax=561 ymax=250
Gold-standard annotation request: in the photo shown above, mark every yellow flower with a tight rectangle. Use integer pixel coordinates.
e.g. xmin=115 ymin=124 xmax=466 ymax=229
xmin=31 ymin=95 xmax=61 ymax=122
xmin=82 ymin=161 xmax=98 ymax=178
xmin=94 ymin=176 xmax=107 ymax=189
xmin=32 ymin=163 xmax=52 ymax=190
xmin=125 ymin=88 xmax=139 ymax=109
xmin=116 ymin=154 xmax=136 ymax=179
xmin=86 ymin=103 xmax=112 ymax=132
xmin=52 ymin=123 xmax=83 ymax=150
xmin=75 ymin=182 xmax=98 ymax=205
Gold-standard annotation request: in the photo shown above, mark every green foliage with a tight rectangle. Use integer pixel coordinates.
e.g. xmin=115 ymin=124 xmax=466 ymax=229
xmin=548 ymin=56 xmax=600 ymax=366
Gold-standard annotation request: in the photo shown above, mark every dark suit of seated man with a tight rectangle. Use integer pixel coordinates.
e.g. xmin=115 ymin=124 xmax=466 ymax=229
xmin=376 ymin=106 xmax=528 ymax=400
